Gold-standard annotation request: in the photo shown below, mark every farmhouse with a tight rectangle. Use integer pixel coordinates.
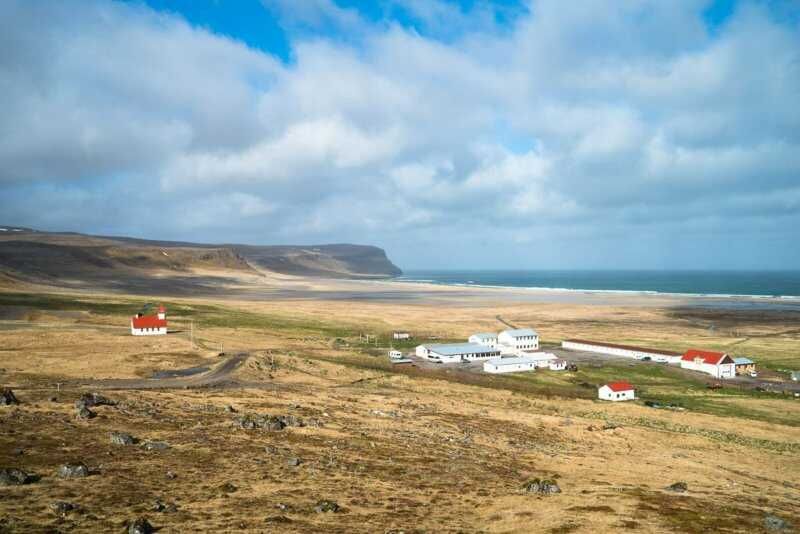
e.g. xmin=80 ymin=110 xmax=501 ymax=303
xmin=561 ymin=339 xmax=682 ymax=363
xmin=415 ymin=343 xmax=501 ymax=363
xmin=483 ymin=356 xmax=536 ymax=374
xmin=598 ymin=381 xmax=635 ymax=401
xmin=131 ymin=305 xmax=167 ymax=336
xmin=680 ymin=349 xmax=736 ymax=379
xmin=498 ymin=328 xmax=539 ymax=353
xmin=468 ymin=333 xmax=498 ymax=348
xmin=733 ymin=357 xmax=756 ymax=376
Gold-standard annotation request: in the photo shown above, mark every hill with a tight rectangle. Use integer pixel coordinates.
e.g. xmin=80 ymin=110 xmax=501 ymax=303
xmin=0 ymin=226 xmax=402 ymax=290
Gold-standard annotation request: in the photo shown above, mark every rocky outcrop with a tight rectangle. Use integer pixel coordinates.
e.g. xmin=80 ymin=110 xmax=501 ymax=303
xmin=0 ymin=467 xmax=37 ymax=486
xmin=522 ymin=478 xmax=561 ymax=495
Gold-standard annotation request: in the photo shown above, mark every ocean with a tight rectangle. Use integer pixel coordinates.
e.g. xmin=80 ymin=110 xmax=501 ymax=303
xmin=396 ymin=270 xmax=800 ymax=299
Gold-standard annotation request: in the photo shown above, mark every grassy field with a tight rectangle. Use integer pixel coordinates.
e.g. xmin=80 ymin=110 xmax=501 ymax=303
xmin=2 ymin=288 xmax=799 ymax=532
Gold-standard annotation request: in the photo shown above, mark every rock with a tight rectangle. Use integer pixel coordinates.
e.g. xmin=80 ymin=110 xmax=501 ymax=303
xmin=49 ymin=501 xmax=77 ymax=516
xmin=142 ymin=441 xmax=170 ymax=451
xmin=764 ymin=514 xmax=791 ymax=531
xmin=0 ymin=467 xmax=38 ymax=486
xmin=110 ymin=432 xmax=137 ymax=446
xmin=165 ymin=471 xmax=177 ymax=480
xmin=12 ymin=448 xmax=24 ymax=456
xmin=76 ymin=392 xmax=116 ymax=408
xmin=224 ymin=405 xmax=237 ymax=413
xmin=666 ymin=481 xmax=688 ymax=493
xmin=314 ymin=500 xmax=340 ymax=513
xmin=58 ymin=463 xmax=90 ymax=478
xmin=219 ymin=482 xmax=238 ymax=493
xmin=151 ymin=500 xmax=178 ymax=513
xmin=236 ymin=413 xmax=305 ymax=431
xmin=1 ymin=388 xmax=19 ymax=406
xmin=522 ymin=478 xmax=561 ymax=495
xmin=49 ymin=396 xmax=58 ymax=402
xmin=287 ymin=457 xmax=301 ymax=467
xmin=127 ymin=517 xmax=154 ymax=534
xmin=76 ymin=406 xmax=97 ymax=420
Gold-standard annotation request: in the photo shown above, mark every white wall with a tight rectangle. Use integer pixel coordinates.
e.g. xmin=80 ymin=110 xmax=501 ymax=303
xmin=483 ymin=361 xmax=535 ymax=374
xmin=415 ymin=345 xmax=429 ymax=358
xmin=562 ymin=341 xmax=681 ymax=363
xmin=131 ymin=327 xmax=167 ymax=336
xmin=499 ymin=331 xmax=539 ymax=351
xmin=598 ymin=386 xmax=635 ymax=401
xmin=469 ymin=334 xmax=498 ymax=348
xmin=680 ymin=360 xmax=735 ymax=379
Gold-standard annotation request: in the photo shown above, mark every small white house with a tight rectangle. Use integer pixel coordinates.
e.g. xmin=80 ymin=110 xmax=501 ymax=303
xmin=468 ymin=333 xmax=499 ymax=348
xmin=498 ymin=328 xmax=539 ymax=352
xmin=388 ymin=350 xmax=403 ymax=359
xmin=598 ymin=381 xmax=635 ymax=401
xmin=131 ymin=305 xmax=167 ymax=336
xmin=393 ymin=332 xmax=411 ymax=340
xmin=680 ymin=349 xmax=736 ymax=379
xmin=549 ymin=359 xmax=567 ymax=371
xmin=483 ymin=356 xmax=536 ymax=374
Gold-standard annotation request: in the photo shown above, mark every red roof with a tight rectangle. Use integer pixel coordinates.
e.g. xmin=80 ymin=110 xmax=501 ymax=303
xmin=605 ymin=381 xmax=634 ymax=392
xmin=158 ymin=304 xmax=166 ymax=313
xmin=681 ymin=349 xmax=728 ymax=365
xmin=131 ymin=314 xmax=167 ymax=329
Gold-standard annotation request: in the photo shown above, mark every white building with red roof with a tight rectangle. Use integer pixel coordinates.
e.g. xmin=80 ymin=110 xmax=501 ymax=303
xmin=679 ymin=349 xmax=735 ymax=379
xmin=131 ymin=305 xmax=167 ymax=336
xmin=598 ymin=381 xmax=635 ymax=401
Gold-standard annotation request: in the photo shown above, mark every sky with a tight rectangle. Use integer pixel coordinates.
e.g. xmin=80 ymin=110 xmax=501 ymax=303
xmin=1 ymin=0 xmax=799 ymax=270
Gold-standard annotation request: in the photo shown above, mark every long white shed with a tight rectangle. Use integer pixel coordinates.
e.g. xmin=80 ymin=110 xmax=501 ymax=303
xmin=483 ymin=356 xmax=537 ymax=374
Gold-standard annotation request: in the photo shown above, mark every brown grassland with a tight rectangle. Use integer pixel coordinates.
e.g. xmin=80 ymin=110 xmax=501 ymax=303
xmin=1 ymin=275 xmax=799 ymax=533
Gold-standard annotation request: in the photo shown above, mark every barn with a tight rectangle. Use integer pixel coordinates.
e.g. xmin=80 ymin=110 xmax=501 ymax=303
xmin=598 ymin=381 xmax=635 ymax=401
xmin=131 ymin=305 xmax=167 ymax=336
xmin=680 ymin=349 xmax=736 ymax=379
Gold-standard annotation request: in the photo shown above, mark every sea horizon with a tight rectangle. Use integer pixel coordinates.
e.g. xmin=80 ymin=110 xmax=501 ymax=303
xmin=395 ymin=269 xmax=800 ymax=299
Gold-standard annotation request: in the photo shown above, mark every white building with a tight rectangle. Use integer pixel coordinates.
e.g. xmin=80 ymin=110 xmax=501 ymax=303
xmin=393 ymin=332 xmax=411 ymax=340
xmin=680 ymin=349 xmax=736 ymax=379
xmin=416 ymin=343 xmax=501 ymax=363
xmin=523 ymin=352 xmax=558 ymax=368
xmin=598 ymin=381 xmax=635 ymax=401
xmin=131 ymin=305 xmax=167 ymax=336
xmin=388 ymin=350 xmax=403 ymax=359
xmin=498 ymin=328 xmax=539 ymax=353
xmin=561 ymin=339 xmax=682 ymax=363
xmin=549 ymin=359 xmax=567 ymax=371
xmin=468 ymin=333 xmax=499 ymax=349
xmin=483 ymin=356 xmax=537 ymax=374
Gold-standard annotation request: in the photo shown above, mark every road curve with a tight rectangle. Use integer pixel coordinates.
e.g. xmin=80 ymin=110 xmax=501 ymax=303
xmin=77 ymin=352 xmax=250 ymax=390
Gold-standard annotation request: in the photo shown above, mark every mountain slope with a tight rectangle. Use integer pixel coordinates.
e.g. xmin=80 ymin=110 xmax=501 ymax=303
xmin=0 ymin=226 xmax=402 ymax=287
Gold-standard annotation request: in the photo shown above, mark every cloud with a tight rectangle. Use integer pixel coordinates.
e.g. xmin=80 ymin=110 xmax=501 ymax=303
xmin=0 ymin=0 xmax=798 ymax=268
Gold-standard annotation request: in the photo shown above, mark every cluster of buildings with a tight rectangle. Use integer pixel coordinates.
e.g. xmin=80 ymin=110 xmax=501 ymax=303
xmin=413 ymin=328 xmax=567 ymax=373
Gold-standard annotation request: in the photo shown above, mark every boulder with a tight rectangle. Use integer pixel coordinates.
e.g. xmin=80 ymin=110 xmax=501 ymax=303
xmin=314 ymin=500 xmax=340 ymax=513
xmin=151 ymin=500 xmax=178 ymax=513
xmin=764 ymin=514 xmax=791 ymax=531
xmin=666 ymin=481 xmax=688 ymax=493
xmin=236 ymin=413 xmax=305 ymax=431
xmin=110 ymin=432 xmax=137 ymax=446
xmin=127 ymin=517 xmax=154 ymax=534
xmin=219 ymin=482 xmax=238 ymax=493
xmin=287 ymin=457 xmax=301 ymax=467
xmin=76 ymin=392 xmax=116 ymax=408
xmin=522 ymin=478 xmax=561 ymax=495
xmin=76 ymin=406 xmax=97 ymax=420
xmin=49 ymin=501 xmax=78 ymax=516
xmin=58 ymin=463 xmax=90 ymax=478
xmin=0 ymin=467 xmax=37 ymax=486
xmin=1 ymin=388 xmax=20 ymax=406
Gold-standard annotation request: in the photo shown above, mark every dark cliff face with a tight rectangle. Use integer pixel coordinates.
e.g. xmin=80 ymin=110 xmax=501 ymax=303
xmin=236 ymin=244 xmax=402 ymax=279
xmin=0 ymin=228 xmax=402 ymax=282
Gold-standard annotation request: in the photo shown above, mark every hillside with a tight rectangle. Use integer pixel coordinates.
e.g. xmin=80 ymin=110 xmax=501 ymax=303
xmin=0 ymin=227 xmax=402 ymax=290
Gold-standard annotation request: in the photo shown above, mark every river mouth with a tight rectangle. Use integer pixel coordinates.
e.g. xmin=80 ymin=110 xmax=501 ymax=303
xmin=150 ymin=366 xmax=209 ymax=379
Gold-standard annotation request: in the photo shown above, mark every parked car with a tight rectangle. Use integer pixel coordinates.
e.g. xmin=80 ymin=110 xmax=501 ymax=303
xmin=749 ymin=371 xmax=758 ymax=378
